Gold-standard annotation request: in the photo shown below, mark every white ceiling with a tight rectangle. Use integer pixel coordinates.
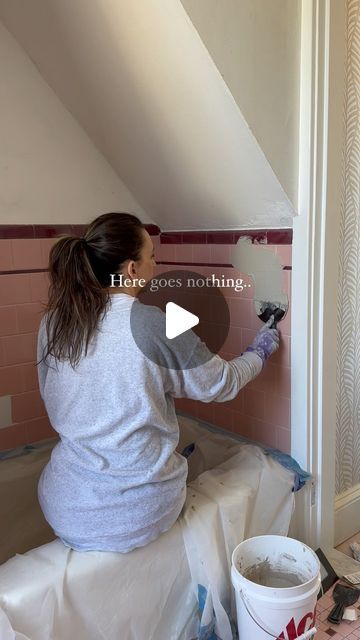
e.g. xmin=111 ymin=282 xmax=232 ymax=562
xmin=0 ymin=0 xmax=297 ymax=230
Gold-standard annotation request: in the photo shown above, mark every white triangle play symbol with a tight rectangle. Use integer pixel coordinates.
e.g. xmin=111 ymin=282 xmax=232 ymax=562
xmin=165 ymin=302 xmax=199 ymax=339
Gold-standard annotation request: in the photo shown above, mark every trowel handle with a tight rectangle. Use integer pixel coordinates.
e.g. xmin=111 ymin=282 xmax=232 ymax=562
xmin=327 ymin=602 xmax=344 ymax=624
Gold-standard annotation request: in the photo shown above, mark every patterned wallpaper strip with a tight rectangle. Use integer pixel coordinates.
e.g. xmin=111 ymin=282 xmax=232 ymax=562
xmin=336 ymin=0 xmax=360 ymax=494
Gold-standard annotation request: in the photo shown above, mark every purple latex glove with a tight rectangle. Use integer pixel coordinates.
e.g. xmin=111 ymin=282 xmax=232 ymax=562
xmin=246 ymin=316 xmax=280 ymax=367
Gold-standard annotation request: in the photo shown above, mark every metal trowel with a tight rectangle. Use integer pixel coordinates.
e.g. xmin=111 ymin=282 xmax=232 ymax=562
xmin=327 ymin=583 xmax=360 ymax=624
xmin=255 ymin=301 xmax=288 ymax=328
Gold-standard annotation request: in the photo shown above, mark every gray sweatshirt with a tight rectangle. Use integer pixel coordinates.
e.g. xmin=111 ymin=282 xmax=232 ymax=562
xmin=37 ymin=293 xmax=262 ymax=552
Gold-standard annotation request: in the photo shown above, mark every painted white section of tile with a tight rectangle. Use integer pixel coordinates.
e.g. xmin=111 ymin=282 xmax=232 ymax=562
xmin=230 ymin=238 xmax=288 ymax=312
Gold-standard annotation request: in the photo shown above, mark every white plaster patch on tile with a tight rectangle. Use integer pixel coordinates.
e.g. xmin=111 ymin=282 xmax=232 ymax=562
xmin=230 ymin=237 xmax=288 ymax=313
xmin=0 ymin=395 xmax=12 ymax=429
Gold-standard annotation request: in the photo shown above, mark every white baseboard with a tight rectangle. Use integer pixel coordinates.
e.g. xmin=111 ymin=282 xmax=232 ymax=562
xmin=335 ymin=483 xmax=360 ymax=546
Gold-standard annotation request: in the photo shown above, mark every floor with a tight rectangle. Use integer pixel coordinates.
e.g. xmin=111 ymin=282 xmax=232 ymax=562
xmin=313 ymin=533 xmax=360 ymax=639
xmin=316 ymin=580 xmax=360 ymax=639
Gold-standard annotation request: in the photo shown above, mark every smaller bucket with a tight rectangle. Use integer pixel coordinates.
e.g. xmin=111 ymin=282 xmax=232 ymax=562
xmin=231 ymin=535 xmax=321 ymax=640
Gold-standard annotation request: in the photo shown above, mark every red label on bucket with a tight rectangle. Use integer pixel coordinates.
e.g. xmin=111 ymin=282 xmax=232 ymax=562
xmin=275 ymin=607 xmax=316 ymax=640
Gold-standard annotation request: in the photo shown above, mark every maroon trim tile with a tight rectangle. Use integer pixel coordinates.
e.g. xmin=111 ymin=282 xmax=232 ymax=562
xmin=182 ymin=232 xmax=207 ymax=244
xmin=0 ymin=225 xmax=290 ymax=242
xmin=71 ymin=225 xmax=88 ymax=237
xmin=145 ymin=224 xmax=161 ymax=236
xmin=207 ymin=232 xmax=235 ymax=244
xmin=34 ymin=225 xmax=73 ymax=238
xmin=156 ymin=261 xmax=232 ymax=268
xmin=0 ymin=226 xmax=35 ymax=239
xmin=156 ymin=260 xmax=292 ymax=270
xmin=160 ymin=233 xmax=181 ymax=244
xmin=234 ymin=231 xmax=268 ymax=244
xmin=267 ymin=230 xmax=293 ymax=244
xmin=0 ymin=268 xmax=48 ymax=275
xmin=160 ymin=229 xmax=292 ymax=245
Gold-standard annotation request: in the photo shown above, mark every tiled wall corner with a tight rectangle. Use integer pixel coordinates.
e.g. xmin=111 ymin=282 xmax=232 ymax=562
xmin=0 ymin=237 xmax=57 ymax=451
xmin=0 ymin=227 xmax=292 ymax=454
xmin=155 ymin=238 xmax=292 ymax=453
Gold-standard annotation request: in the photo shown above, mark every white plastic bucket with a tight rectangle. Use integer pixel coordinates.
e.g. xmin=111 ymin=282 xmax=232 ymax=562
xmin=231 ymin=535 xmax=321 ymax=640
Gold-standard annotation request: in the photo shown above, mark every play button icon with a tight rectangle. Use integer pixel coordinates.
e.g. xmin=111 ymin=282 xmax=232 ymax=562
xmin=166 ymin=302 xmax=199 ymax=339
xmin=130 ymin=268 xmax=230 ymax=370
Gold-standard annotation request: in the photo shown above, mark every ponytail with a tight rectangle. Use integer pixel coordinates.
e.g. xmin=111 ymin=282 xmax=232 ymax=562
xmin=39 ymin=212 xmax=145 ymax=368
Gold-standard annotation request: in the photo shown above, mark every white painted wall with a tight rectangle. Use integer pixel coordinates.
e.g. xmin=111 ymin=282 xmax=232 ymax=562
xmin=0 ymin=23 xmax=148 ymax=224
xmin=180 ymin=0 xmax=301 ymax=209
xmin=0 ymin=0 xmax=296 ymax=230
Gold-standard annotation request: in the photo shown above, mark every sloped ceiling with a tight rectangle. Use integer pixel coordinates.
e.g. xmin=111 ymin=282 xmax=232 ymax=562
xmin=0 ymin=0 xmax=297 ymax=230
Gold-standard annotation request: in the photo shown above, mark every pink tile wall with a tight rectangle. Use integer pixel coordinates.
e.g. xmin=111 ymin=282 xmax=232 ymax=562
xmin=154 ymin=238 xmax=292 ymax=453
xmin=0 ymin=231 xmax=291 ymax=453
xmin=0 ymin=239 xmax=57 ymax=451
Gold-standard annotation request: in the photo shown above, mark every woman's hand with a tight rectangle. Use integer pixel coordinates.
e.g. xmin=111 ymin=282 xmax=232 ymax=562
xmin=245 ymin=316 xmax=280 ymax=367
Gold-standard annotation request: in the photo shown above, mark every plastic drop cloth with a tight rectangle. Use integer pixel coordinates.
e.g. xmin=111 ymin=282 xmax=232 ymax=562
xmin=180 ymin=444 xmax=295 ymax=640
xmin=0 ymin=417 xmax=296 ymax=640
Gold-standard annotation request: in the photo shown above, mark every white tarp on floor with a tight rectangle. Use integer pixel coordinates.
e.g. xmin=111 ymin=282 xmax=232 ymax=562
xmin=0 ymin=417 xmax=295 ymax=640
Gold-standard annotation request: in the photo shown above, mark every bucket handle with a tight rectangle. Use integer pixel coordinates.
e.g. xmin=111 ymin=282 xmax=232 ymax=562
xmin=239 ymin=590 xmax=317 ymax=640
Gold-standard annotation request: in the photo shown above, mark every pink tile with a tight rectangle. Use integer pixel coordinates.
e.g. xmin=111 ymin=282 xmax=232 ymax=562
xmin=0 ymin=306 xmax=18 ymax=336
xmin=0 ymin=365 xmax=23 ymax=395
xmin=211 ymin=268 xmax=252 ymax=299
xmin=247 ymin=362 xmax=279 ymax=395
xmin=29 ymin=272 xmax=50 ymax=304
xmin=224 ymin=389 xmax=244 ymax=412
xmin=275 ymin=245 xmax=292 ymax=267
xmin=2 ymin=332 xmax=37 ymax=365
xmin=22 ymin=362 xmax=39 ymax=392
xmin=232 ymin=411 xmax=254 ymax=439
xmin=278 ymin=300 xmax=291 ymax=337
xmin=210 ymin=244 xmax=232 ymax=264
xmin=282 ymin=269 xmax=292 ymax=296
xmin=222 ymin=327 xmax=242 ymax=355
xmin=277 ymin=428 xmax=291 ymax=453
xmin=251 ymin=311 xmax=264 ymax=331
xmin=11 ymin=389 xmax=46 ymax=422
xmin=191 ymin=244 xmax=212 ymax=264
xmin=11 ymin=239 xmax=43 ymax=270
xmin=174 ymin=397 xmax=199 ymax=417
xmin=196 ymin=401 xmax=214 ymax=423
xmin=27 ymin=416 xmax=57 ymax=443
xmin=277 ymin=365 xmax=291 ymax=398
xmin=248 ymin=416 xmax=278 ymax=448
xmin=271 ymin=335 xmax=291 ymax=367
xmin=264 ymin=393 xmax=291 ymax=428
xmin=40 ymin=238 xmax=57 ymax=268
xmin=155 ymin=244 xmax=176 ymax=263
xmin=229 ymin=298 xmax=253 ymax=329
xmin=201 ymin=322 xmax=222 ymax=350
xmin=211 ymin=403 xmax=234 ymax=431
xmin=16 ymin=302 xmax=44 ymax=333
xmin=0 ymin=423 xmax=28 ymax=451
xmin=174 ymin=244 xmax=193 ymax=263
xmin=228 ymin=271 xmax=255 ymax=299
xmin=0 ymin=274 xmax=32 ymax=306
xmin=241 ymin=328 xmax=258 ymax=352
xmin=244 ymin=388 xmax=265 ymax=420
xmin=218 ymin=350 xmax=238 ymax=361
xmin=152 ymin=236 xmax=160 ymax=249
xmin=0 ymin=240 xmax=13 ymax=270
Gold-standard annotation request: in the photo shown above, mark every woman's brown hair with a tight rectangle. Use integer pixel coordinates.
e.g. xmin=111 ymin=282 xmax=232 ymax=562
xmin=39 ymin=212 xmax=145 ymax=369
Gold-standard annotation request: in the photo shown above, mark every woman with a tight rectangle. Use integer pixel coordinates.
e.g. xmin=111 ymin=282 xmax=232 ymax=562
xmin=37 ymin=212 xmax=279 ymax=553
